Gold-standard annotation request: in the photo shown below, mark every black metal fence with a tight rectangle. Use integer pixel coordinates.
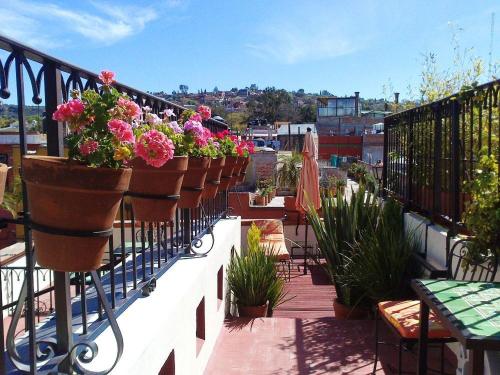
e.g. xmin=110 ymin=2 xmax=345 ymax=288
xmin=0 ymin=35 xmax=229 ymax=374
xmin=383 ymin=79 xmax=499 ymax=231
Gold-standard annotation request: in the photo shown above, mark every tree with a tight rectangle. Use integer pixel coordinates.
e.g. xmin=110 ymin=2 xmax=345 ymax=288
xmin=299 ymin=104 xmax=317 ymax=123
xmin=225 ymin=112 xmax=248 ymax=132
xmin=247 ymin=87 xmax=291 ymax=123
xmin=213 ymin=86 xmax=219 ymax=93
xmin=179 ymin=84 xmax=189 ymax=94
xmin=296 ymin=89 xmax=305 ymax=96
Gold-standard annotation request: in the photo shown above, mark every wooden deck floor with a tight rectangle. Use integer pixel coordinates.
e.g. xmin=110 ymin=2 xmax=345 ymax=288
xmin=274 ymin=262 xmax=336 ymax=319
xmin=205 ymin=262 xmax=457 ymax=375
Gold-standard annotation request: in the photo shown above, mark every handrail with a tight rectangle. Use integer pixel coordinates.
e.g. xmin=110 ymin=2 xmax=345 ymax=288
xmin=0 ymin=33 xmax=228 ymax=131
xmin=385 ymin=79 xmax=500 ymax=121
xmin=383 ymin=78 xmax=499 ymax=230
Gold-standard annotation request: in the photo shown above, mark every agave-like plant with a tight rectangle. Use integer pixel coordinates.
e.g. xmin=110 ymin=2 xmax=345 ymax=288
xmin=227 ymin=236 xmax=289 ymax=311
xmin=307 ymin=186 xmax=381 ymax=306
xmin=342 ymin=198 xmax=422 ymax=302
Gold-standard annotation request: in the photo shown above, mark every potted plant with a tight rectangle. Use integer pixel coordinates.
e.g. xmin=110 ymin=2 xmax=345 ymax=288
xmin=254 ymin=190 xmax=266 ymax=206
xmin=237 ymin=140 xmax=254 ymax=184
xmin=319 ymin=174 xmax=332 ymax=197
xmin=276 ymin=152 xmax=302 ymax=195
xmin=268 ymin=183 xmax=276 ymax=200
xmin=227 ymin=224 xmax=288 ymax=318
xmin=202 ymin=144 xmax=226 ymax=200
xmin=461 ymin=151 xmax=500 ymax=263
xmin=214 ymin=130 xmax=238 ymax=190
xmin=128 ymin=107 xmax=188 ymax=222
xmin=23 ymin=71 xmax=133 ymax=272
xmin=336 ymin=178 xmax=347 ymax=195
xmin=177 ymin=106 xmax=216 ymax=209
xmin=342 ymin=199 xmax=422 ymax=304
xmin=307 ymin=187 xmax=380 ymax=319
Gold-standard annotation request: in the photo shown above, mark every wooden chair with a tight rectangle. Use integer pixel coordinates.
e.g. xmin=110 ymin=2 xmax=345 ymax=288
xmin=253 ymin=219 xmax=291 ymax=281
xmin=372 ymin=238 xmax=498 ymax=374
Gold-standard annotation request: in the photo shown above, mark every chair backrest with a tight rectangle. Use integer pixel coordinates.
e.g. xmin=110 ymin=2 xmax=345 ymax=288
xmin=447 ymin=238 xmax=498 ymax=282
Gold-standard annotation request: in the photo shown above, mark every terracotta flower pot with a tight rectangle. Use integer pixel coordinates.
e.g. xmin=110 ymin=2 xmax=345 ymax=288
xmin=22 ymin=156 xmax=131 ymax=272
xmin=254 ymin=195 xmax=266 ymax=206
xmin=178 ymin=156 xmax=211 ymax=209
xmin=229 ymin=157 xmax=245 ymax=187
xmin=0 ymin=163 xmax=8 ymax=205
xmin=237 ymin=157 xmax=250 ymax=184
xmin=202 ymin=157 xmax=225 ymax=199
xmin=333 ymin=298 xmax=368 ymax=320
xmin=219 ymin=155 xmax=237 ymax=191
xmin=238 ymin=304 xmax=268 ymax=318
xmin=129 ymin=156 xmax=188 ymax=222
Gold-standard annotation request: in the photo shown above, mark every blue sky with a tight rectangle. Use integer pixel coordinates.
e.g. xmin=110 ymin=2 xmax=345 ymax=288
xmin=0 ymin=0 xmax=499 ymax=99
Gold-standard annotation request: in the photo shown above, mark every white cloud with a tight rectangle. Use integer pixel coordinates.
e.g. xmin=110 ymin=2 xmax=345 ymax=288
xmin=246 ymin=7 xmax=370 ymax=64
xmin=0 ymin=0 xmax=158 ymax=48
xmin=0 ymin=9 xmax=63 ymax=48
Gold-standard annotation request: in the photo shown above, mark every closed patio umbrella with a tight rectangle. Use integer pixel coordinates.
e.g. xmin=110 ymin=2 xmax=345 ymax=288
xmin=295 ymin=128 xmax=321 ymax=274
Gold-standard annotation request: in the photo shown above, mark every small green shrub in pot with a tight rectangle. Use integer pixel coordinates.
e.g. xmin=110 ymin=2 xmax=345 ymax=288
xmin=227 ymin=224 xmax=288 ymax=317
xmin=276 ymin=152 xmax=302 ymax=194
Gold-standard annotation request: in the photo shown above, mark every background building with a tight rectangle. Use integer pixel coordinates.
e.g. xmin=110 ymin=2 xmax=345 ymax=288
xmin=316 ymin=92 xmax=386 ymax=161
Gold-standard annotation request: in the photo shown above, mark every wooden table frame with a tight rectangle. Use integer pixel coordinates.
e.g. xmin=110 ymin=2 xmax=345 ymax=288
xmin=412 ymin=280 xmax=500 ymax=375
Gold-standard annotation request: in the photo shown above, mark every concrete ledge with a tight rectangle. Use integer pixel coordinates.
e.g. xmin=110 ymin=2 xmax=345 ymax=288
xmin=87 ymin=218 xmax=241 ymax=375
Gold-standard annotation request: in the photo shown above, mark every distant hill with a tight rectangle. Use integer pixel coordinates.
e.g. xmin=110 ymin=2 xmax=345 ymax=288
xmin=0 ymin=104 xmax=44 ymax=118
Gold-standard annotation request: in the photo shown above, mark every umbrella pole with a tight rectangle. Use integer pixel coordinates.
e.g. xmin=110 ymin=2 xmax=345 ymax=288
xmin=303 ymin=214 xmax=308 ymax=275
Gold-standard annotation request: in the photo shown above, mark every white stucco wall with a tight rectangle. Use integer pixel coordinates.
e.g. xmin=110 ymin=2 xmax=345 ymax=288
xmin=85 ymin=217 xmax=241 ymax=375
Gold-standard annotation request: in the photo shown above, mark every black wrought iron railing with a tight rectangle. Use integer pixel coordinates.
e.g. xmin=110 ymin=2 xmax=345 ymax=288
xmin=0 ymin=34 xmax=230 ymax=374
xmin=383 ymin=79 xmax=499 ymax=231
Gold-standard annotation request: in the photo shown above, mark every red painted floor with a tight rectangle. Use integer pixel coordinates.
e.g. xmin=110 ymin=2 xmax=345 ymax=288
xmin=205 ymin=262 xmax=457 ymax=375
xmin=274 ymin=262 xmax=336 ymax=319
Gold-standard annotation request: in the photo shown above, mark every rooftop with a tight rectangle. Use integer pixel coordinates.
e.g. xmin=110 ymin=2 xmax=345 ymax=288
xmin=0 ymin=32 xmax=499 ymax=375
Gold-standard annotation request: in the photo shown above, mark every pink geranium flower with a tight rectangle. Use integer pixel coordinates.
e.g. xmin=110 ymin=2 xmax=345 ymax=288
xmin=117 ymin=98 xmax=142 ymax=120
xmin=79 ymin=140 xmax=99 ymax=156
xmin=135 ymin=129 xmax=175 ymax=167
xmin=189 ymin=113 xmax=203 ymax=122
xmin=197 ymin=105 xmax=211 ymax=121
xmin=52 ymin=99 xmax=85 ymax=122
xmin=108 ymin=119 xmax=135 ymax=144
xmin=67 ymin=99 xmax=85 ymax=116
xmin=98 ymin=70 xmax=115 ymax=86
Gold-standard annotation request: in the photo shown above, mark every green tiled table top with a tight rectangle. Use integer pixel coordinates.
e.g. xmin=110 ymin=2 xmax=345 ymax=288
xmin=418 ymin=280 xmax=500 ymax=339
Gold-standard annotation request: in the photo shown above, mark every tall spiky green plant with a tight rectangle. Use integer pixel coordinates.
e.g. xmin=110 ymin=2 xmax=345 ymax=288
xmin=342 ymin=198 xmax=422 ymax=302
xmin=227 ymin=243 xmax=289 ymax=311
xmin=307 ymin=186 xmax=381 ymax=306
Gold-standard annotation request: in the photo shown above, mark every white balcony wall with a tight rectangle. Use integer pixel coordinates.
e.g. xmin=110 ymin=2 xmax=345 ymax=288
xmin=86 ymin=217 xmax=241 ymax=375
